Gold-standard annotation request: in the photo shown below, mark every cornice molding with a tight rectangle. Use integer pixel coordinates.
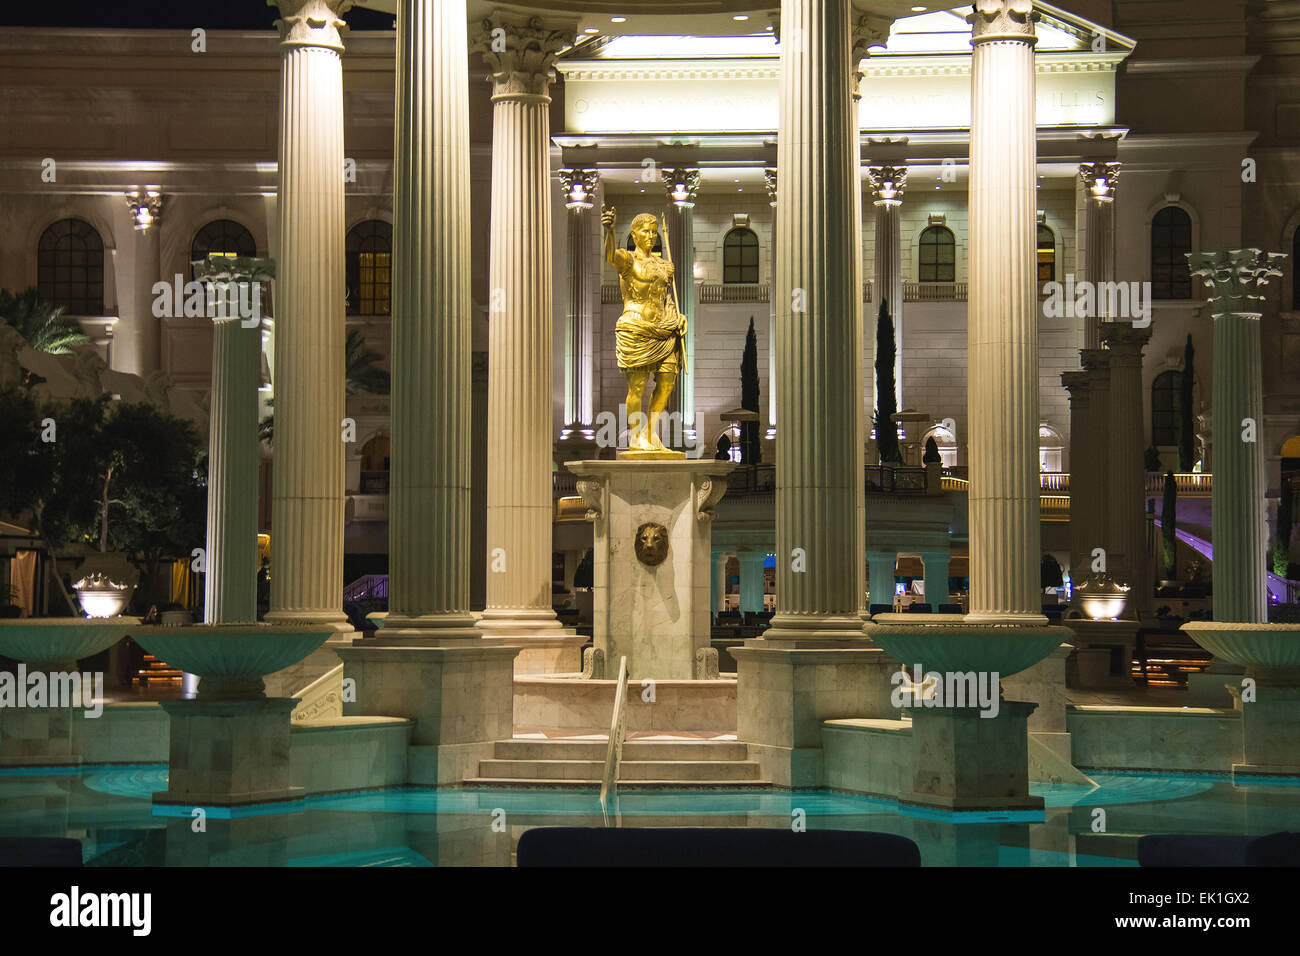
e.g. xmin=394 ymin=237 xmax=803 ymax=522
xmin=1124 ymin=55 xmax=1262 ymax=75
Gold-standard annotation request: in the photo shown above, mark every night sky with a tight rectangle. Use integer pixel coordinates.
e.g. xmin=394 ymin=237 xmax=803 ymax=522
xmin=0 ymin=0 xmax=394 ymax=30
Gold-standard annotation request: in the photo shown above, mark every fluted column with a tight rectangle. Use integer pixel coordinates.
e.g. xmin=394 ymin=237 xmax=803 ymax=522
xmin=867 ymin=550 xmax=896 ymax=610
xmin=663 ymin=168 xmax=700 ymax=440
xmin=1061 ymin=369 xmax=1093 ymax=591
xmin=739 ymin=551 xmax=767 ymax=614
xmin=265 ymin=0 xmax=350 ymax=630
xmin=384 ymin=0 xmax=477 ymax=638
xmin=965 ymin=0 xmax=1044 ymax=624
xmin=1079 ymin=162 xmax=1119 ymax=351
xmin=474 ymin=15 xmax=574 ymax=638
xmin=764 ymin=167 xmax=778 ymax=432
xmin=121 ymin=190 xmax=163 ymax=376
xmin=712 ymin=550 xmax=730 ymax=612
xmin=1079 ymin=350 xmax=1112 ymax=592
xmin=197 ymin=258 xmax=273 ymax=624
xmin=867 ymin=165 xmax=906 ymax=409
xmin=1100 ymin=323 xmax=1151 ymax=611
xmin=559 ymin=168 xmax=599 ymax=438
xmin=767 ymin=0 xmax=866 ymax=644
xmin=1188 ymin=250 xmax=1287 ymax=623
xmin=921 ymin=549 xmax=951 ymax=609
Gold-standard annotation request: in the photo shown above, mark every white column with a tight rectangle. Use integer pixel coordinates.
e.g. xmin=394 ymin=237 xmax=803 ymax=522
xmin=1078 ymin=162 xmax=1119 ymax=351
xmin=921 ymin=549 xmax=950 ymax=609
xmin=1061 ymin=368 xmax=1093 ymax=590
xmin=767 ymin=0 xmax=866 ymax=644
xmin=965 ymin=1 xmax=1045 ymax=624
xmin=473 ymin=15 xmax=573 ymax=639
xmin=764 ymin=168 xmax=778 ymax=433
xmin=664 ymin=168 xmax=700 ymax=441
xmin=121 ymin=191 xmax=163 ymax=376
xmin=739 ymin=551 xmax=767 ymax=613
xmin=198 ymin=261 xmax=271 ymax=624
xmin=1188 ymin=250 xmax=1286 ymax=623
xmin=559 ymin=168 xmax=599 ymax=437
xmin=1100 ymin=322 xmax=1151 ymax=610
xmin=867 ymin=551 xmax=897 ymax=610
xmin=384 ymin=0 xmax=477 ymax=639
xmin=712 ymin=550 xmax=730 ymax=612
xmin=867 ymin=165 xmax=906 ymax=409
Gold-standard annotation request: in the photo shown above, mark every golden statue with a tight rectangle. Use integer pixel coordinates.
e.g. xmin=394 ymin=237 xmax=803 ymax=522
xmin=601 ymin=204 xmax=687 ymax=459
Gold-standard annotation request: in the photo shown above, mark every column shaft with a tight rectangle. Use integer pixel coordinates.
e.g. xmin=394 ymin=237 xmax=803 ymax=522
xmin=267 ymin=1 xmax=349 ymax=628
xmin=205 ymin=316 xmax=261 ymax=623
xmin=128 ymin=224 xmax=162 ymax=376
xmin=739 ymin=551 xmax=767 ymax=613
xmin=386 ymin=0 xmax=476 ymax=635
xmin=769 ymin=0 xmax=865 ymax=642
xmin=966 ymin=7 xmax=1043 ymax=622
xmin=922 ymin=551 xmax=950 ymax=609
xmin=1101 ymin=324 xmax=1151 ymax=610
xmin=1213 ymin=312 xmax=1268 ymax=622
xmin=867 ymin=551 xmax=896 ymax=609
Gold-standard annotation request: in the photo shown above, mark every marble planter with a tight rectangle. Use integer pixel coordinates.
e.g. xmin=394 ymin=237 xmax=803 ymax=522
xmin=1182 ymin=622 xmax=1300 ymax=777
xmin=72 ymin=552 xmax=139 ymax=619
xmin=566 ymin=459 xmax=734 ymax=681
xmin=0 ymin=618 xmax=139 ymax=766
xmin=131 ymin=623 xmax=332 ymax=806
xmin=863 ymin=622 xmax=1071 ymax=813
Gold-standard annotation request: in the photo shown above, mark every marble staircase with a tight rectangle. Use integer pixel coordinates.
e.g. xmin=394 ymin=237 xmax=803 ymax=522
xmin=465 ymin=737 xmax=769 ymax=788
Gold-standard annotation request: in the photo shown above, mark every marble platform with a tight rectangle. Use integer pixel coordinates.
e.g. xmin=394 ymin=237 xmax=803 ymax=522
xmin=513 ymin=673 xmax=736 ymax=733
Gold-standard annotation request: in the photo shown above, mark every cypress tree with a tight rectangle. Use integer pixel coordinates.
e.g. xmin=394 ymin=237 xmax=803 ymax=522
xmin=1275 ymin=478 xmax=1294 ymax=578
xmin=740 ymin=316 xmax=761 ymax=463
xmin=874 ymin=299 xmax=901 ymax=463
xmin=1179 ymin=334 xmax=1196 ymax=471
xmin=1162 ymin=470 xmax=1178 ymax=579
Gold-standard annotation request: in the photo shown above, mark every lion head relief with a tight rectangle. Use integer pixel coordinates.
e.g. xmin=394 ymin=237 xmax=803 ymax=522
xmin=634 ymin=521 xmax=669 ymax=567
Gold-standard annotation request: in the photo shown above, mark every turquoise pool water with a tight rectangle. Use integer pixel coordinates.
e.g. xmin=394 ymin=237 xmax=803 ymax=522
xmin=2 ymin=765 xmax=1297 ymax=866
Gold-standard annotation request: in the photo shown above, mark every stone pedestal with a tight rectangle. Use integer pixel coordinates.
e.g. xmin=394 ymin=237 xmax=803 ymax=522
xmin=0 ymin=705 xmax=80 ymax=767
xmin=567 ymin=459 xmax=733 ymax=681
xmin=732 ymin=644 xmax=900 ymax=787
xmin=335 ymin=643 xmax=519 ymax=786
xmin=1063 ymin=618 xmax=1139 ymax=688
xmin=155 ymin=698 xmax=299 ymax=807
xmin=904 ymin=700 xmax=1043 ymax=812
xmin=1237 ymin=671 xmax=1300 ymax=777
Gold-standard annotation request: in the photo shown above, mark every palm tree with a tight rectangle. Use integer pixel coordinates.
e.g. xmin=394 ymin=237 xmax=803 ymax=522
xmin=0 ymin=287 xmax=90 ymax=354
xmin=259 ymin=328 xmax=389 ymax=443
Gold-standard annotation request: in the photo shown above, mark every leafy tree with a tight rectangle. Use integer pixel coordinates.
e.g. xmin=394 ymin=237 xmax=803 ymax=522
xmin=260 ymin=328 xmax=389 ymax=443
xmin=0 ymin=287 xmax=90 ymax=354
xmin=573 ymin=549 xmax=593 ymax=589
xmin=1040 ymin=553 xmax=1063 ymax=589
xmin=1179 ymin=334 xmax=1196 ymax=471
xmin=1162 ymin=470 xmax=1178 ymax=579
xmin=873 ymin=299 xmax=901 ymax=463
xmin=740 ymin=316 xmax=761 ymax=464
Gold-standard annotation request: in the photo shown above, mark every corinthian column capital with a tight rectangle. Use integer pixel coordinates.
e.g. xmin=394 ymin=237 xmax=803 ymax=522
xmin=1079 ymin=162 xmax=1121 ymax=202
xmin=471 ymin=15 xmax=574 ymax=100
xmin=968 ymin=0 xmax=1039 ymax=42
xmin=662 ymin=168 xmax=701 ymax=208
xmin=558 ymin=168 xmax=599 ymax=210
xmin=1188 ymin=249 xmax=1287 ymax=317
xmin=269 ymin=0 xmax=353 ymax=52
xmin=866 ymin=165 xmax=907 ymax=205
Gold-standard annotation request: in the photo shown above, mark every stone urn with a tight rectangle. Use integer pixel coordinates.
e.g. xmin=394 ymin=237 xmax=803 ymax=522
xmin=72 ymin=552 xmax=139 ymax=618
xmin=128 ymin=623 xmax=335 ymax=807
xmin=1073 ymin=572 xmax=1131 ymax=622
xmin=1181 ymin=621 xmax=1300 ymax=778
xmin=130 ymin=623 xmax=332 ymax=700
xmin=0 ymin=617 xmax=140 ymax=671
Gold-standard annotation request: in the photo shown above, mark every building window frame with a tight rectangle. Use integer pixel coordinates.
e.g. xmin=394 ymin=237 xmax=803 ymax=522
xmin=722 ymin=226 xmax=760 ymax=285
xmin=37 ymin=218 xmax=105 ymax=316
xmin=918 ymin=224 xmax=956 ymax=283
xmin=346 ymin=220 xmax=393 ymax=317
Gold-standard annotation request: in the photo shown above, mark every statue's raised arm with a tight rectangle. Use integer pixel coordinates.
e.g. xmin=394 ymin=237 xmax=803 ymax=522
xmin=601 ymin=204 xmax=628 ymax=273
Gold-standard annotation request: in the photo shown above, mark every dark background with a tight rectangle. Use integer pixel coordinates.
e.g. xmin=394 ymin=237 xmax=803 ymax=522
xmin=0 ymin=0 xmax=395 ymax=30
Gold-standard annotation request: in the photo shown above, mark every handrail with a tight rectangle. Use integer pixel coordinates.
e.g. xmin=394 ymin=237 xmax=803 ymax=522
xmin=600 ymin=655 xmax=629 ymax=818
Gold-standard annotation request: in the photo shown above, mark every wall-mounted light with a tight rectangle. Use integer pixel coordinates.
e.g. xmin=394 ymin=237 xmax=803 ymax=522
xmin=125 ymin=189 xmax=163 ymax=232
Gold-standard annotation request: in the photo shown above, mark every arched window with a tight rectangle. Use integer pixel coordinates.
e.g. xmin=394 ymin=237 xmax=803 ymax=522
xmin=918 ymin=225 xmax=955 ymax=282
xmin=1037 ymin=223 xmax=1056 ymax=283
xmin=1293 ymin=227 xmax=1300 ymax=311
xmin=1151 ymin=369 xmax=1183 ymax=447
xmin=346 ymin=220 xmax=393 ymax=316
xmin=191 ymin=220 xmax=255 ymax=275
xmin=723 ymin=227 xmax=760 ymax=284
xmin=37 ymin=218 xmax=104 ymax=315
xmin=1151 ymin=206 xmax=1193 ymax=299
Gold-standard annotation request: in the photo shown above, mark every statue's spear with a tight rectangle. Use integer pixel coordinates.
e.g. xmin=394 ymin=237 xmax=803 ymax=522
xmin=660 ymin=210 xmax=688 ymax=374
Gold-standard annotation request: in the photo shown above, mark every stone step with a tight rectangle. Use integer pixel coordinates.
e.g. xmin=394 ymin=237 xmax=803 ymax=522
xmin=495 ymin=739 xmax=749 ymax=761
xmin=477 ymin=758 xmax=764 ymax=782
xmin=463 ymin=777 xmax=772 ymax=790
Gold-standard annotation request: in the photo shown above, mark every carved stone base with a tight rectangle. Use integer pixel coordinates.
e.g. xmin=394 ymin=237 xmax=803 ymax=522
xmin=695 ymin=647 xmax=720 ymax=680
xmin=581 ymin=645 xmax=605 ymax=680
